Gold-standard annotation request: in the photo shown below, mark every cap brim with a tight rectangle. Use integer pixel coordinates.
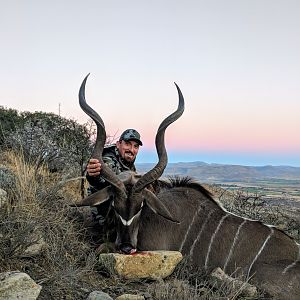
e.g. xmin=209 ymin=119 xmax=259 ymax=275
xmin=123 ymin=138 xmax=143 ymax=146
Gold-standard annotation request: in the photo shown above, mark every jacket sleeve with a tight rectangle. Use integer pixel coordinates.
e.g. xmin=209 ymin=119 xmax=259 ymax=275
xmin=86 ymin=156 xmax=118 ymax=191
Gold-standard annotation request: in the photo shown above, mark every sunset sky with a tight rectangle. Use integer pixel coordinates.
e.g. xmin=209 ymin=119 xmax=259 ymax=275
xmin=1 ymin=0 xmax=300 ymax=166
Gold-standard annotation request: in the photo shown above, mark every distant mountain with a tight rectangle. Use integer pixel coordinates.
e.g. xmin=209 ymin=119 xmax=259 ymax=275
xmin=136 ymin=162 xmax=300 ymax=183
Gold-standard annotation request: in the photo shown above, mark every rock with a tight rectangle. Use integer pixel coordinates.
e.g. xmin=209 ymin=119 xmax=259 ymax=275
xmin=87 ymin=290 xmax=113 ymax=300
xmin=0 ymin=188 xmax=7 ymax=208
xmin=10 ymin=232 xmax=46 ymax=257
xmin=99 ymin=251 xmax=182 ymax=280
xmin=115 ymin=294 xmax=145 ymax=300
xmin=0 ymin=271 xmax=42 ymax=300
xmin=23 ymin=236 xmax=46 ymax=256
xmin=210 ymin=267 xmax=257 ymax=298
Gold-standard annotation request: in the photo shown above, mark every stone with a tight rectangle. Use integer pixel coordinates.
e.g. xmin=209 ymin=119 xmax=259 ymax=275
xmin=10 ymin=232 xmax=46 ymax=257
xmin=210 ymin=267 xmax=257 ymax=298
xmin=99 ymin=251 xmax=182 ymax=280
xmin=115 ymin=294 xmax=144 ymax=300
xmin=87 ymin=290 xmax=113 ymax=300
xmin=23 ymin=236 xmax=46 ymax=256
xmin=0 ymin=271 xmax=42 ymax=300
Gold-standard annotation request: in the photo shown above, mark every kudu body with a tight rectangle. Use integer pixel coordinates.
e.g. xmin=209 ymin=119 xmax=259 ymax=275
xmin=77 ymin=75 xmax=300 ymax=300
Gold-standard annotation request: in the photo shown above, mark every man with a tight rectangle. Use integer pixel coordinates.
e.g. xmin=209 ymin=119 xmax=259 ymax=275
xmin=86 ymin=128 xmax=142 ymax=243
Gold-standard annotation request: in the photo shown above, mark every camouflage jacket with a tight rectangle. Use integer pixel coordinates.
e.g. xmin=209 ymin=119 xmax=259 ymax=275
xmin=86 ymin=144 xmax=136 ymax=193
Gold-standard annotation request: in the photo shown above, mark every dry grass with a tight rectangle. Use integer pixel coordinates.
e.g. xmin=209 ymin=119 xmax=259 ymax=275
xmin=0 ymin=150 xmax=103 ymax=299
xmin=147 ymin=257 xmax=264 ymax=300
xmin=1 ymin=150 xmax=294 ymax=299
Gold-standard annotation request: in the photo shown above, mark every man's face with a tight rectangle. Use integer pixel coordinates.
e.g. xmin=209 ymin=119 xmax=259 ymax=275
xmin=116 ymin=140 xmax=140 ymax=162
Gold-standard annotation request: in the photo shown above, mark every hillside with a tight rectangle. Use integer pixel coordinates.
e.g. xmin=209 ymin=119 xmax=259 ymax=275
xmin=137 ymin=162 xmax=300 ymax=209
xmin=136 ymin=162 xmax=300 ymax=183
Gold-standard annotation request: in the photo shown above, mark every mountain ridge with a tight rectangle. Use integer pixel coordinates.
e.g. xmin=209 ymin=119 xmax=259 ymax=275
xmin=136 ymin=161 xmax=300 ymax=183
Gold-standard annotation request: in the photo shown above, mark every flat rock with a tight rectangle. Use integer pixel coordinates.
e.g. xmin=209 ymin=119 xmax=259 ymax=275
xmin=0 ymin=271 xmax=42 ymax=300
xmin=99 ymin=250 xmax=182 ymax=280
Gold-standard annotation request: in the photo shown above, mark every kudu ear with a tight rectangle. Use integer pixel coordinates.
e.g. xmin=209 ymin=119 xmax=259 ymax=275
xmin=142 ymin=189 xmax=180 ymax=224
xmin=70 ymin=186 xmax=113 ymax=207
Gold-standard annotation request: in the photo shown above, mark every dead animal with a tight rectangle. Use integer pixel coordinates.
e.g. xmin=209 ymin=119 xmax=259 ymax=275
xmin=75 ymin=74 xmax=300 ymax=300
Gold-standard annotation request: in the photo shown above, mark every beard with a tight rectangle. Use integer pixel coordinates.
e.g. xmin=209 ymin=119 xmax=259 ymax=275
xmin=122 ymin=151 xmax=136 ymax=167
xmin=124 ymin=151 xmax=135 ymax=161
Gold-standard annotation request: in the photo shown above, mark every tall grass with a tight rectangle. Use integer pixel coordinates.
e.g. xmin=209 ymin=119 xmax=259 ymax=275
xmin=0 ymin=150 xmax=102 ymax=299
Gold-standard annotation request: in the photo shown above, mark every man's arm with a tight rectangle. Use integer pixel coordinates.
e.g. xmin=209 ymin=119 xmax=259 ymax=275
xmin=86 ymin=156 xmax=118 ymax=191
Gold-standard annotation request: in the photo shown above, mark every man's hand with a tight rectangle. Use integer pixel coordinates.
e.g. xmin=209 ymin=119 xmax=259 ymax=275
xmin=87 ymin=158 xmax=101 ymax=177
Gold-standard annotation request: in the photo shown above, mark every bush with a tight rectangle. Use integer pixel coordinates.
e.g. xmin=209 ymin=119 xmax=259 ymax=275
xmin=0 ymin=107 xmax=96 ymax=199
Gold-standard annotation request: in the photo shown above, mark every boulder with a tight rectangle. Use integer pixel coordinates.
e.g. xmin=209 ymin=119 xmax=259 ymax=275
xmin=99 ymin=251 xmax=182 ymax=280
xmin=87 ymin=291 xmax=113 ymax=300
xmin=0 ymin=271 xmax=42 ymax=300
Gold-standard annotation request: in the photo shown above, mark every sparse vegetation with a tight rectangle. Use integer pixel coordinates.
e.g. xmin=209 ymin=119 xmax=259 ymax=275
xmin=211 ymin=185 xmax=300 ymax=242
xmin=0 ymin=150 xmax=99 ymax=299
xmin=1 ymin=149 xmax=299 ymax=299
xmin=1 ymin=108 xmax=299 ymax=299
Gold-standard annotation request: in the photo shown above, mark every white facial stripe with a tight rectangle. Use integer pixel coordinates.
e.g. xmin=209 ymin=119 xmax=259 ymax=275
xmin=118 ymin=210 xmax=141 ymax=226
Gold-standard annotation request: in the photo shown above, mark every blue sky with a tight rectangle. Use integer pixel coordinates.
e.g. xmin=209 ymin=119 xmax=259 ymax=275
xmin=1 ymin=0 xmax=300 ymax=166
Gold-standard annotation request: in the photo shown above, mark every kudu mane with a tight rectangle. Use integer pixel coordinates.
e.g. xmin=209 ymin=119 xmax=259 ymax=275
xmin=167 ymin=175 xmax=206 ymax=189
xmin=155 ymin=175 xmax=213 ymax=198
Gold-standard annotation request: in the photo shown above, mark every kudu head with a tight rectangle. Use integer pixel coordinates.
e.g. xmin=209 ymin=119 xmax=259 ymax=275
xmin=78 ymin=74 xmax=185 ymax=254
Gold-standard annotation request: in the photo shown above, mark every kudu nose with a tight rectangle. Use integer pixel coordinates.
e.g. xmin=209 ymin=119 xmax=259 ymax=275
xmin=119 ymin=243 xmax=137 ymax=254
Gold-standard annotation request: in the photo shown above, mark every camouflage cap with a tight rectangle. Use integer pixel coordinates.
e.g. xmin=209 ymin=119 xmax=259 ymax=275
xmin=119 ymin=129 xmax=143 ymax=146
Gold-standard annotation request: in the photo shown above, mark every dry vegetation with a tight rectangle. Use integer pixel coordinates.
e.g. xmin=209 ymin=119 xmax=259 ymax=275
xmin=0 ymin=150 xmax=101 ymax=299
xmin=0 ymin=150 xmax=299 ymax=299
xmin=208 ymin=185 xmax=300 ymax=242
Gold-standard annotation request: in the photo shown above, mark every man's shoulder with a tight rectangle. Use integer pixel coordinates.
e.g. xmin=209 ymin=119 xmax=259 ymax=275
xmin=103 ymin=144 xmax=117 ymax=156
xmin=102 ymin=144 xmax=123 ymax=173
xmin=103 ymin=144 xmax=119 ymax=166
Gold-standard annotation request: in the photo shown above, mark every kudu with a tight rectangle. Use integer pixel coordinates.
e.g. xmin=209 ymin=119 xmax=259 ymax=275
xmin=77 ymin=74 xmax=300 ymax=300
